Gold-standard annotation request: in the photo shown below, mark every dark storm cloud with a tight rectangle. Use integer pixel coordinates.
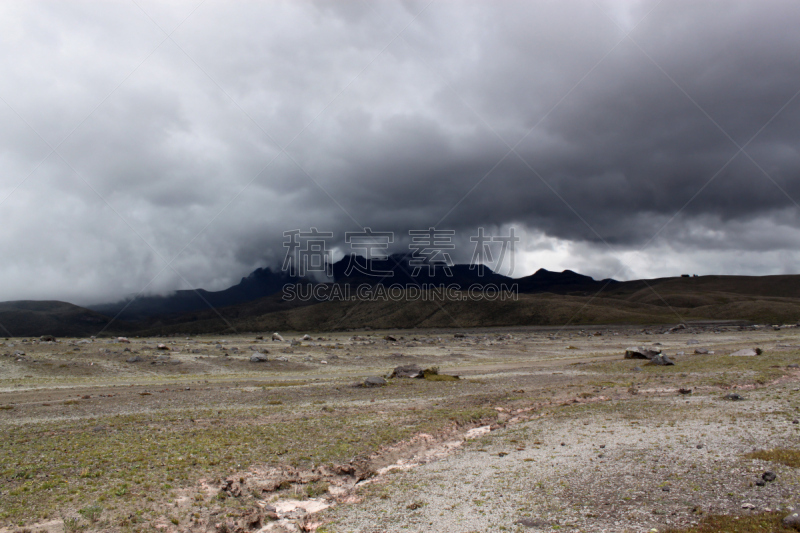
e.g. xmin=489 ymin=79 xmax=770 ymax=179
xmin=1 ymin=0 xmax=799 ymax=304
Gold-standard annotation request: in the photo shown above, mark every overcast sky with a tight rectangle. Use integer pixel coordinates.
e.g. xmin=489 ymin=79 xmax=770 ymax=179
xmin=1 ymin=0 xmax=800 ymax=305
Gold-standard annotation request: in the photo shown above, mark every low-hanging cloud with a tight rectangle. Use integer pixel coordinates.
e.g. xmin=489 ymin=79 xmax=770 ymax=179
xmin=1 ymin=0 xmax=799 ymax=305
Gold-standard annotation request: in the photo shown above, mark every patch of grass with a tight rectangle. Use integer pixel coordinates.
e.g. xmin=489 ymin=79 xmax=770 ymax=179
xmin=61 ymin=515 xmax=85 ymax=533
xmin=304 ymin=481 xmax=329 ymax=498
xmin=77 ymin=504 xmax=102 ymax=523
xmin=745 ymin=448 xmax=800 ymax=468
xmin=424 ymin=374 xmax=459 ymax=382
xmin=663 ymin=511 xmax=795 ymax=533
xmin=0 ymin=403 xmax=486 ymax=524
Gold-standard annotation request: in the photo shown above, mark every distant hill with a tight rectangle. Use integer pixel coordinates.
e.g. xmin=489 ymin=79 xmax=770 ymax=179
xmin=4 ymin=270 xmax=800 ymax=338
xmin=0 ymin=301 xmax=126 ymax=338
xmin=133 ymin=273 xmax=800 ymax=335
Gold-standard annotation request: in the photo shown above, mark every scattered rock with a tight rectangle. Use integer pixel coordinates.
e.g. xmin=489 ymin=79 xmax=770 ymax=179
xmin=384 ymin=335 xmax=397 ymax=342
xmin=272 ymin=332 xmax=285 ymax=342
xmin=783 ymin=512 xmax=800 ymax=530
xmin=302 ymin=334 xmax=312 ymax=341
xmin=678 ymin=388 xmax=692 ymax=394
xmin=741 ymin=502 xmax=756 ymax=510
xmin=389 ymin=364 xmax=423 ymax=378
xmin=126 ymin=356 xmax=142 ymax=363
xmin=762 ymin=471 xmax=777 ymax=482
xmin=363 ymin=376 xmax=387 ymax=387
xmin=275 ymin=356 xmax=289 ymax=362
xmin=648 ymin=354 xmax=675 ymax=366
xmin=156 ymin=343 xmax=169 ymax=350
xmin=724 ymin=393 xmax=744 ymax=401
xmin=116 ymin=337 xmax=131 ymax=343
xmin=250 ymin=352 xmax=269 ymax=363
xmin=730 ymin=348 xmax=763 ymax=356
xmin=40 ymin=335 xmax=56 ymax=342
xmin=694 ymin=348 xmax=709 ymax=354
xmin=687 ymin=339 xmax=700 ymax=345
xmin=669 ymin=323 xmax=687 ymax=332
xmin=624 ymin=347 xmax=661 ymax=360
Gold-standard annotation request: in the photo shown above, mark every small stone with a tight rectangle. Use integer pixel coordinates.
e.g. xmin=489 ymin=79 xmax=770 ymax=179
xmin=756 ymin=479 xmax=766 ymax=486
xmin=696 ymin=444 xmax=703 ymax=449
xmin=762 ymin=471 xmax=777 ymax=482
xmin=694 ymin=348 xmax=709 ymax=354
xmin=742 ymin=503 xmax=756 ymax=510
xmin=250 ymin=352 xmax=269 ymax=362
xmin=272 ymin=332 xmax=285 ymax=342
xmin=649 ymin=354 xmax=675 ymax=366
xmin=724 ymin=393 xmax=744 ymax=401
xmin=363 ymin=376 xmax=387 ymax=387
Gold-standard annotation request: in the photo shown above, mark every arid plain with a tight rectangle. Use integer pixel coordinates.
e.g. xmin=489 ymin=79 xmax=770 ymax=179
xmin=1 ymin=323 xmax=799 ymax=533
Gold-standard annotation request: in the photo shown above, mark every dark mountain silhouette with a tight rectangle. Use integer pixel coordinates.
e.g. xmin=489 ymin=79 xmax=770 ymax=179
xmin=88 ymin=267 xmax=302 ymax=321
xmin=87 ymin=256 xmax=614 ymax=321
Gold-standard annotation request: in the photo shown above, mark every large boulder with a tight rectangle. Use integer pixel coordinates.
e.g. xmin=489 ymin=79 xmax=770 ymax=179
xmin=389 ymin=364 xmax=423 ymax=378
xmin=624 ymin=347 xmax=661 ymax=360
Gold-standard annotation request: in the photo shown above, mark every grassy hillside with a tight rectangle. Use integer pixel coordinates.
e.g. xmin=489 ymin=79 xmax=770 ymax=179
xmin=4 ymin=274 xmax=800 ymax=337
xmin=0 ymin=301 xmax=128 ymax=338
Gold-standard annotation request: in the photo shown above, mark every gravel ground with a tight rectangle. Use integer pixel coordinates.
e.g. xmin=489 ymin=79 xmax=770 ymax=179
xmin=321 ymin=383 xmax=800 ymax=532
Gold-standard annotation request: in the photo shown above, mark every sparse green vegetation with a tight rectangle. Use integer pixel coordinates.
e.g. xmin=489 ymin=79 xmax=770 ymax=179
xmin=663 ymin=511 xmax=796 ymax=533
xmin=745 ymin=448 xmax=800 ymax=468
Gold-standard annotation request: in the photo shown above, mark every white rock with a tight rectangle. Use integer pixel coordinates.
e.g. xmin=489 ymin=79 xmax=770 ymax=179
xmin=465 ymin=426 xmax=492 ymax=439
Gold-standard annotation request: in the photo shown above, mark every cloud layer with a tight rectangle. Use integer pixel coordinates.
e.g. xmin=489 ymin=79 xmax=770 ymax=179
xmin=1 ymin=0 xmax=799 ymax=304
